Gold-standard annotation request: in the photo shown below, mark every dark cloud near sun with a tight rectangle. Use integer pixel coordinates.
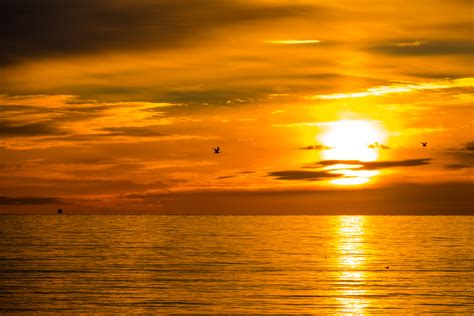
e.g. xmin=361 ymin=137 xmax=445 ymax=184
xmin=267 ymin=170 xmax=339 ymax=181
xmin=269 ymin=159 xmax=431 ymax=181
xmin=367 ymin=142 xmax=390 ymax=150
xmin=369 ymin=40 xmax=474 ymax=56
xmin=299 ymin=145 xmax=332 ymax=150
xmin=0 ymin=0 xmax=314 ymax=65
xmin=314 ymin=158 xmax=432 ymax=170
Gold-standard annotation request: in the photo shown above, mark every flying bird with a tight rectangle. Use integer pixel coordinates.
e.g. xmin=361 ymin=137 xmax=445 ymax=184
xmin=213 ymin=146 xmax=220 ymax=154
xmin=420 ymin=142 xmax=428 ymax=147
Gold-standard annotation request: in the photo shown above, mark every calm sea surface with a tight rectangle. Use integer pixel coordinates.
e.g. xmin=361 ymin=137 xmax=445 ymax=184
xmin=0 ymin=215 xmax=473 ymax=314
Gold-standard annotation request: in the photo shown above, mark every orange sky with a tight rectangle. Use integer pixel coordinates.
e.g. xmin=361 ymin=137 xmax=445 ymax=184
xmin=0 ymin=0 xmax=472 ymax=214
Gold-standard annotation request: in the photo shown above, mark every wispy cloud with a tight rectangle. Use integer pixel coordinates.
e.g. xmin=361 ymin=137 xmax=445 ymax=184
xmin=309 ymin=77 xmax=474 ymax=100
xmin=444 ymin=164 xmax=472 ymax=170
xmin=392 ymin=41 xmax=424 ymax=47
xmin=263 ymin=40 xmax=322 ymax=45
xmin=299 ymin=145 xmax=333 ymax=150
xmin=0 ymin=94 xmax=185 ymax=148
xmin=367 ymin=142 xmax=390 ymax=150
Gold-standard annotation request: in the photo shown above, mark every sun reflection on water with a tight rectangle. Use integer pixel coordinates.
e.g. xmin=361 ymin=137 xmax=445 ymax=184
xmin=336 ymin=216 xmax=369 ymax=314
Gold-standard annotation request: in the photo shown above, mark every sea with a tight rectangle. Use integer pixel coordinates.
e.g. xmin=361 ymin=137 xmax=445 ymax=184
xmin=0 ymin=215 xmax=473 ymax=314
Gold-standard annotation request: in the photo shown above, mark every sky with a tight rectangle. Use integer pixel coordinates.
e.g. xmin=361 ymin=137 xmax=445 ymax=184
xmin=0 ymin=0 xmax=472 ymax=214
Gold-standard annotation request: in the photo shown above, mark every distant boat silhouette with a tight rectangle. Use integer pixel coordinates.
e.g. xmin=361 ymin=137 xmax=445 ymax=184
xmin=385 ymin=266 xmax=390 ymax=269
xmin=420 ymin=142 xmax=428 ymax=147
xmin=57 ymin=208 xmax=63 ymax=214
xmin=213 ymin=146 xmax=220 ymax=154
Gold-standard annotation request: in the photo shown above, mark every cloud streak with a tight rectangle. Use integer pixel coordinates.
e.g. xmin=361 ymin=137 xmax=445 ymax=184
xmin=309 ymin=77 xmax=473 ymax=100
xmin=0 ymin=95 xmax=184 ymax=148
xmin=369 ymin=40 xmax=474 ymax=56
xmin=267 ymin=170 xmax=340 ymax=181
xmin=263 ymin=40 xmax=322 ymax=45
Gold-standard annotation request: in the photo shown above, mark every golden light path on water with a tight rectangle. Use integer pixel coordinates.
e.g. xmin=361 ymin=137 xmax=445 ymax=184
xmin=318 ymin=120 xmax=386 ymax=185
xmin=336 ymin=216 xmax=369 ymax=314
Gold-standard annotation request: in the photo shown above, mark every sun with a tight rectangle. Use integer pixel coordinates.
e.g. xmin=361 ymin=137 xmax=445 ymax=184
xmin=319 ymin=120 xmax=386 ymax=162
xmin=318 ymin=120 xmax=387 ymax=185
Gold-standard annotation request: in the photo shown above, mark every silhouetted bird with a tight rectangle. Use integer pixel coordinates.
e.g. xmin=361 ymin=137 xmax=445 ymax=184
xmin=57 ymin=208 xmax=63 ymax=214
xmin=213 ymin=146 xmax=220 ymax=154
xmin=420 ymin=142 xmax=428 ymax=147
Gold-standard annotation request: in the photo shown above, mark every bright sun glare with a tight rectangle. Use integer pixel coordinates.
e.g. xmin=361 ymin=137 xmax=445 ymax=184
xmin=319 ymin=120 xmax=387 ymax=185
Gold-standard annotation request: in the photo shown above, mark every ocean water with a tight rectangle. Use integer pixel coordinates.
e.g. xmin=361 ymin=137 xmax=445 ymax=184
xmin=0 ymin=215 xmax=473 ymax=314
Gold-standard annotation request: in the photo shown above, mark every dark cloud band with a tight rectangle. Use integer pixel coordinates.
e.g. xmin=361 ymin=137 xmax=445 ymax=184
xmin=0 ymin=196 xmax=63 ymax=205
xmin=369 ymin=40 xmax=474 ymax=56
xmin=0 ymin=0 xmax=313 ymax=65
